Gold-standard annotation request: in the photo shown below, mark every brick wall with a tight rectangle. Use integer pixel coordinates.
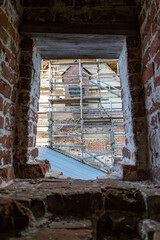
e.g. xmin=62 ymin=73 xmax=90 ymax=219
xmin=21 ymin=1 xmax=152 ymax=180
xmin=21 ymin=0 xmax=137 ymax=35
xmin=13 ymin=38 xmax=41 ymax=177
xmin=119 ymin=36 xmax=149 ymax=180
xmin=138 ymin=0 xmax=160 ymax=181
xmin=1 ymin=0 xmax=158 ymax=182
xmin=0 ymin=0 xmax=21 ymax=183
xmin=63 ymin=65 xmax=89 ymax=98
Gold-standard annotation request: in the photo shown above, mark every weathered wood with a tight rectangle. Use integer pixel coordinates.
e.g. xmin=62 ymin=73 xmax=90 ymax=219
xmin=20 ymin=30 xmax=126 ymax=59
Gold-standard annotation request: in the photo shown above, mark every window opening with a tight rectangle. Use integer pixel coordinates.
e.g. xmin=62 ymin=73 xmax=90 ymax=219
xmin=37 ymin=59 xmax=125 ymax=174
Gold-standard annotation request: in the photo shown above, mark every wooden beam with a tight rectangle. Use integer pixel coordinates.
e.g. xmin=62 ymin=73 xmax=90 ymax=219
xmin=20 ymin=27 xmax=128 ymax=59
xmin=20 ymin=23 xmax=138 ymax=36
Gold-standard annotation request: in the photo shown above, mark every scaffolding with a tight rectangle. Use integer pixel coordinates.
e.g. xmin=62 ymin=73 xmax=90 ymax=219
xmin=37 ymin=59 xmax=125 ymax=173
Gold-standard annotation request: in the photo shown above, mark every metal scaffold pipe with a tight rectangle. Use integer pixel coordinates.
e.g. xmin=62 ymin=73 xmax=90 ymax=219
xmin=38 ymin=59 xmax=125 ymax=171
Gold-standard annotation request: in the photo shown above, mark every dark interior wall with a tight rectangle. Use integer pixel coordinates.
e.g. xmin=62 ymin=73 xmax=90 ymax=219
xmin=0 ymin=0 xmax=21 ymax=183
xmin=138 ymin=0 xmax=160 ymax=181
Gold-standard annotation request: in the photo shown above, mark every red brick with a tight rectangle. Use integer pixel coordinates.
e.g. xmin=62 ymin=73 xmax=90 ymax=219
xmin=151 ymin=31 xmax=160 ymax=57
xmin=19 ymin=106 xmax=29 ymax=119
xmin=0 ymin=135 xmax=11 ymax=148
xmin=0 ymin=9 xmax=16 ymax=40
xmin=154 ymin=76 xmax=160 ymax=88
xmin=142 ymin=63 xmax=154 ymax=84
xmin=150 ymin=114 xmax=158 ymax=129
xmin=11 ymin=87 xmax=17 ymax=103
xmin=142 ymin=20 xmax=151 ymax=40
xmin=30 ymin=148 xmax=38 ymax=158
xmin=0 ymin=40 xmax=2 ymax=54
xmin=131 ymin=102 xmax=145 ymax=117
xmin=37 ymin=102 xmax=39 ymax=111
xmin=20 ymin=39 xmax=34 ymax=51
xmin=3 ymin=102 xmax=14 ymax=116
xmin=20 ymin=160 xmax=50 ymax=178
xmin=154 ymin=50 xmax=160 ymax=66
xmin=122 ymin=165 xmax=149 ymax=181
xmin=20 ymin=51 xmax=33 ymax=65
xmin=0 ymin=25 xmax=8 ymax=45
xmin=0 ymin=96 xmax=3 ymax=111
xmin=142 ymin=4 xmax=156 ymax=39
xmin=3 ymin=150 xmax=11 ymax=164
xmin=143 ymin=48 xmax=150 ymax=68
xmin=10 ymin=39 xmax=17 ymax=57
xmin=132 ymin=118 xmax=146 ymax=132
xmin=128 ymin=74 xmax=141 ymax=89
xmin=0 ymin=116 xmax=4 ymax=129
xmin=122 ymin=147 xmax=131 ymax=159
xmin=139 ymin=7 xmax=146 ymax=26
xmin=18 ymin=91 xmax=30 ymax=104
xmin=0 ymin=9 xmax=8 ymax=30
xmin=0 ymin=150 xmax=3 ymax=165
xmin=146 ymin=101 xmax=159 ymax=115
xmin=28 ymin=122 xmax=33 ymax=134
xmin=152 ymin=18 xmax=157 ymax=36
xmin=5 ymin=117 xmax=13 ymax=131
xmin=31 ymin=97 xmax=35 ymax=107
xmin=19 ymin=78 xmax=31 ymax=91
xmin=128 ymin=61 xmax=141 ymax=74
xmin=33 ymin=124 xmax=37 ymax=135
xmin=145 ymin=82 xmax=152 ymax=97
xmin=20 ymin=65 xmax=33 ymax=78
xmin=142 ymin=26 xmax=152 ymax=51
xmin=28 ymin=136 xmax=34 ymax=147
xmin=4 ymin=48 xmax=18 ymax=71
xmin=130 ymin=88 xmax=144 ymax=102
xmin=30 ymin=109 xmax=38 ymax=122
xmin=1 ymin=62 xmax=16 ymax=85
xmin=0 ymin=166 xmax=14 ymax=182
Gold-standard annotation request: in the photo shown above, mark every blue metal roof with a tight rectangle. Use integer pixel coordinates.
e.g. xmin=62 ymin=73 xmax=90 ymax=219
xmin=38 ymin=147 xmax=106 ymax=180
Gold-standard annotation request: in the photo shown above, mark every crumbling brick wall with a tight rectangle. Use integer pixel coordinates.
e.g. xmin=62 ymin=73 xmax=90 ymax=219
xmin=1 ymin=0 xmax=159 ymax=182
xmin=0 ymin=1 xmax=44 ymax=182
xmin=13 ymin=38 xmax=41 ymax=177
xmin=62 ymin=65 xmax=89 ymax=98
xmin=138 ymin=0 xmax=160 ymax=181
xmin=0 ymin=0 xmax=21 ymax=183
xmin=21 ymin=0 xmax=150 ymax=180
xmin=119 ymin=36 xmax=149 ymax=180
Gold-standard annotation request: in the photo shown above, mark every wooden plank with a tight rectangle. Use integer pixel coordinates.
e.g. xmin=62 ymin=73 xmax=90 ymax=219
xmin=50 ymin=97 xmax=101 ymax=104
xmin=20 ymin=29 xmax=127 ymax=59
xmin=40 ymin=73 xmax=62 ymax=76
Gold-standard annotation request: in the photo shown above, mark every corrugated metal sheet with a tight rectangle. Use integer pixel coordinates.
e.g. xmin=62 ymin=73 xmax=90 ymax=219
xmin=38 ymin=147 xmax=106 ymax=180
